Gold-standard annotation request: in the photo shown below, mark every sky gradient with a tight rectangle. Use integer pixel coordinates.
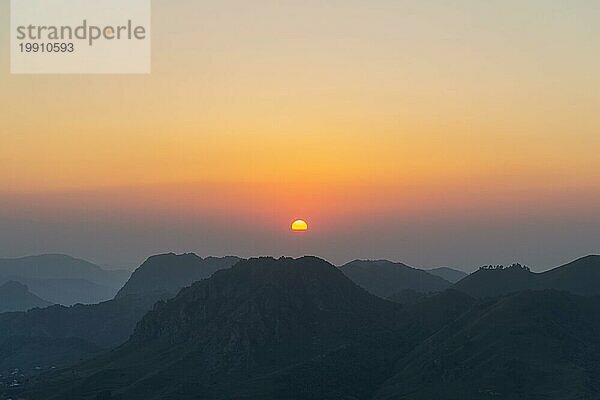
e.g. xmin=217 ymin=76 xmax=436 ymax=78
xmin=1 ymin=0 xmax=599 ymax=271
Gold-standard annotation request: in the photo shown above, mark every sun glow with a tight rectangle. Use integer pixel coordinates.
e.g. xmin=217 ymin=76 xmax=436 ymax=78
xmin=291 ymin=219 xmax=308 ymax=232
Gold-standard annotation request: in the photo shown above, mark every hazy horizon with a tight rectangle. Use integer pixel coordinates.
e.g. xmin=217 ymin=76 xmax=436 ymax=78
xmin=2 ymin=0 xmax=599 ymax=272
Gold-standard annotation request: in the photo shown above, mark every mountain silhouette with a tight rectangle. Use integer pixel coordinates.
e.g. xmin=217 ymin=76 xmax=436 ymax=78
xmin=426 ymin=267 xmax=468 ymax=283
xmin=23 ymin=256 xmax=408 ymax=400
xmin=0 ymin=254 xmax=130 ymax=287
xmin=341 ymin=260 xmax=451 ymax=298
xmin=454 ymin=255 xmax=600 ymax=298
xmin=6 ymin=254 xmax=600 ymax=400
xmin=0 ymin=281 xmax=52 ymax=313
xmin=0 ymin=255 xmax=131 ymax=305
xmin=115 ymin=253 xmax=240 ymax=299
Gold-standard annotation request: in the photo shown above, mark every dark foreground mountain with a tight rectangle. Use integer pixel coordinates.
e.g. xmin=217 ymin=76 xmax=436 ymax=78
xmin=115 ymin=253 xmax=240 ymax=299
xmin=21 ymin=257 xmax=412 ymax=400
xmin=22 ymin=286 xmax=600 ymax=400
xmin=426 ymin=267 xmax=468 ymax=283
xmin=374 ymin=290 xmax=600 ymax=400
xmin=0 ymin=281 xmax=51 ymax=313
xmin=0 ymin=255 xmax=131 ymax=305
xmin=454 ymin=255 xmax=600 ymax=298
xmin=341 ymin=260 xmax=451 ymax=298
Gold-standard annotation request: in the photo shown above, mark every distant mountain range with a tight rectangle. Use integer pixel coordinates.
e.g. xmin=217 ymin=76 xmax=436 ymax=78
xmin=453 ymin=255 xmax=600 ymax=297
xmin=340 ymin=260 xmax=452 ymax=298
xmin=21 ymin=254 xmax=600 ymax=400
xmin=0 ymin=255 xmax=131 ymax=305
xmin=3 ymin=253 xmax=600 ymax=399
xmin=0 ymin=281 xmax=51 ymax=313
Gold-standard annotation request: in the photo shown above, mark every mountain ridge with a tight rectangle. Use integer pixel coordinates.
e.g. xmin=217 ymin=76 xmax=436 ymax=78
xmin=115 ymin=253 xmax=240 ymax=299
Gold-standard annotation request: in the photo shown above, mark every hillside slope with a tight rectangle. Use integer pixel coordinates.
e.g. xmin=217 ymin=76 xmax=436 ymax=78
xmin=375 ymin=290 xmax=600 ymax=400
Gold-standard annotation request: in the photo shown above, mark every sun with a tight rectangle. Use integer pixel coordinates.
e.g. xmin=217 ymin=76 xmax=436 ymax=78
xmin=291 ymin=219 xmax=308 ymax=232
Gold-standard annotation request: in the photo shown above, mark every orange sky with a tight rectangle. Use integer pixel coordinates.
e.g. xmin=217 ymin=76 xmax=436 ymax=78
xmin=1 ymin=1 xmax=599 ymax=269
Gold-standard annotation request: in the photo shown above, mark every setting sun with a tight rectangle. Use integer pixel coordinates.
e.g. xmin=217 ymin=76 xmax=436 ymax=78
xmin=291 ymin=219 xmax=308 ymax=232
